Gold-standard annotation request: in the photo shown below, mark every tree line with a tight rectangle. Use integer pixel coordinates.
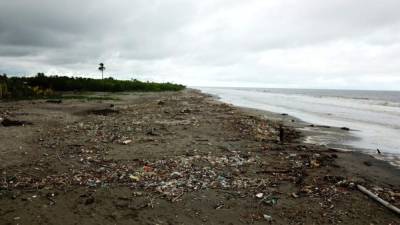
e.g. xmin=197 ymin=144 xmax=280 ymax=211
xmin=0 ymin=73 xmax=185 ymax=99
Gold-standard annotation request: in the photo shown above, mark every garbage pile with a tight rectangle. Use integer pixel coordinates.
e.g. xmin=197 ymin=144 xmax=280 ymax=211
xmin=6 ymin=146 xmax=395 ymax=208
xmin=1 ymin=151 xmax=271 ymax=201
xmin=234 ymin=116 xmax=299 ymax=143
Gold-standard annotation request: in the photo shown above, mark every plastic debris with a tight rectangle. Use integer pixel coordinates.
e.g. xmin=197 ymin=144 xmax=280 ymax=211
xmin=129 ymin=175 xmax=140 ymax=182
xmin=256 ymin=193 xmax=264 ymax=198
xmin=263 ymin=214 xmax=272 ymax=221
xmin=262 ymin=196 xmax=278 ymax=206
xmin=122 ymin=139 xmax=132 ymax=145
xmin=143 ymin=165 xmax=154 ymax=173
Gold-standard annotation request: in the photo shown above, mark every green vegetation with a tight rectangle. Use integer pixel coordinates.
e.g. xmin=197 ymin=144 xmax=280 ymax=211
xmin=0 ymin=73 xmax=185 ymax=99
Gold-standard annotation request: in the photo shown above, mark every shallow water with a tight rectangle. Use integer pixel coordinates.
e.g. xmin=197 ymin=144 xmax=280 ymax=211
xmin=199 ymin=87 xmax=400 ymax=166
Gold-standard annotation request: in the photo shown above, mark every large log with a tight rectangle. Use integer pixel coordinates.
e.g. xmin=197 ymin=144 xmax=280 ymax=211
xmin=357 ymin=184 xmax=400 ymax=215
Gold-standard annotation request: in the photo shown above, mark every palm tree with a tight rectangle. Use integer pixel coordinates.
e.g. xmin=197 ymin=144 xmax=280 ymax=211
xmin=98 ymin=63 xmax=106 ymax=80
xmin=98 ymin=63 xmax=106 ymax=93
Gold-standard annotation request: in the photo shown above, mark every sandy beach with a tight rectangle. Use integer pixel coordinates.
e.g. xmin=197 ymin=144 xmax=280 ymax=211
xmin=0 ymin=89 xmax=399 ymax=225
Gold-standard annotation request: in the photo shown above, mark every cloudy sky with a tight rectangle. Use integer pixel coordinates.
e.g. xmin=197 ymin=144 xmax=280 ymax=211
xmin=1 ymin=0 xmax=400 ymax=90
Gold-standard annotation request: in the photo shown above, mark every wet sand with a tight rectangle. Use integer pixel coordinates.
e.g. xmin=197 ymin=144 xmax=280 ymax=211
xmin=240 ymin=107 xmax=400 ymax=187
xmin=0 ymin=90 xmax=399 ymax=225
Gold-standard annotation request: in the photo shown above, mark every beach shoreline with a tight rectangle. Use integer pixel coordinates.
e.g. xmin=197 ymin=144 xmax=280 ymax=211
xmin=198 ymin=87 xmax=400 ymax=161
xmin=202 ymin=88 xmax=400 ymax=169
xmin=237 ymin=106 xmax=400 ymax=186
xmin=0 ymin=89 xmax=399 ymax=224
xmin=240 ymin=106 xmax=400 ymax=167
xmin=202 ymin=89 xmax=400 ymax=186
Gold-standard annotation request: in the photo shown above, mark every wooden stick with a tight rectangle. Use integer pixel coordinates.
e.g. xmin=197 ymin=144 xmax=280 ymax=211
xmin=172 ymin=191 xmax=184 ymax=202
xmin=56 ymin=151 xmax=62 ymax=161
xmin=357 ymin=184 xmax=400 ymax=215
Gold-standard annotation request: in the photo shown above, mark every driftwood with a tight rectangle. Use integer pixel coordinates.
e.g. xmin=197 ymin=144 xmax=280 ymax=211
xmin=357 ymin=184 xmax=400 ymax=215
xmin=1 ymin=118 xmax=32 ymax=127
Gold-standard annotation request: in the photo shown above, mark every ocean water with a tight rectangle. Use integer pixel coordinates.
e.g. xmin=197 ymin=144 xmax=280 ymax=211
xmin=199 ymin=87 xmax=400 ymax=166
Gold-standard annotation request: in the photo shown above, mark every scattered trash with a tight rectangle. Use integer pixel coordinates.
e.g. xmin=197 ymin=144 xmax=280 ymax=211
xmin=170 ymin=172 xmax=183 ymax=179
xmin=263 ymin=214 xmax=272 ymax=221
xmin=256 ymin=193 xmax=264 ymax=198
xmin=215 ymin=202 xmax=225 ymax=210
xmin=122 ymin=139 xmax=132 ymax=145
xmin=261 ymin=196 xmax=279 ymax=206
xmin=143 ymin=165 xmax=154 ymax=173
xmin=310 ymin=159 xmax=320 ymax=168
xmin=129 ymin=175 xmax=140 ymax=182
xmin=2 ymin=90 xmax=397 ymax=224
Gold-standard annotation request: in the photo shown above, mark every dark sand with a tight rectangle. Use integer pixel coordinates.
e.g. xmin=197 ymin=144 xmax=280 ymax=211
xmin=0 ymin=90 xmax=399 ymax=225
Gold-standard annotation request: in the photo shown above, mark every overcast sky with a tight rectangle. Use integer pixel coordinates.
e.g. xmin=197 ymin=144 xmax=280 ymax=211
xmin=1 ymin=0 xmax=400 ymax=90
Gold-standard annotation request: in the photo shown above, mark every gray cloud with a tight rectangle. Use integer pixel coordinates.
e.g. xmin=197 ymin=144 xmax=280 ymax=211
xmin=1 ymin=0 xmax=400 ymax=90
